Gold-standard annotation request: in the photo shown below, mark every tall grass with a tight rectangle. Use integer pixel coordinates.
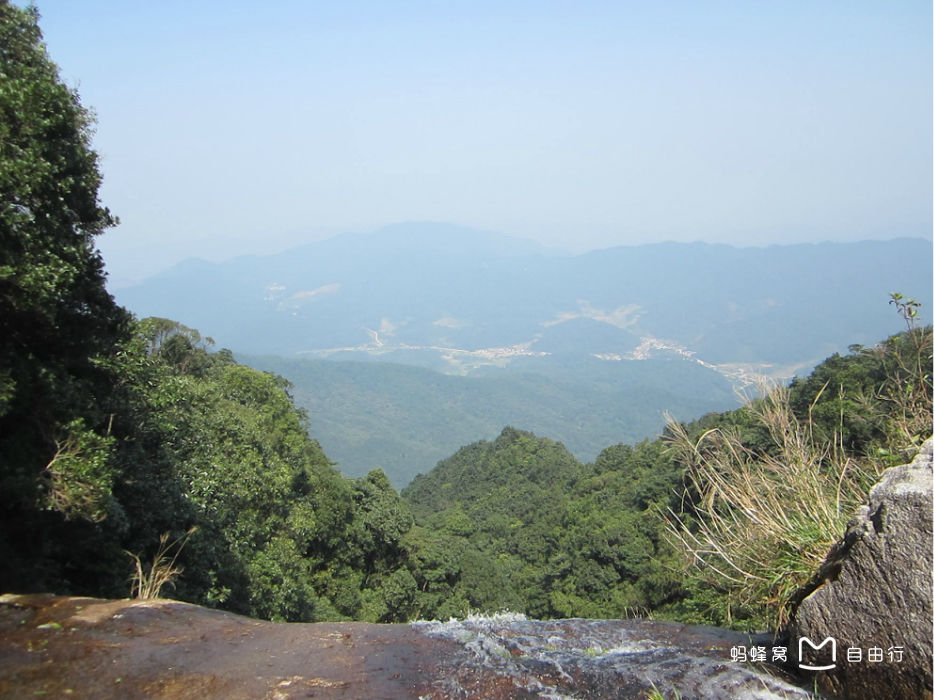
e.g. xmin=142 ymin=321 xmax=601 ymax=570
xmin=663 ymin=384 xmax=884 ymax=629
xmin=127 ymin=527 xmax=196 ymax=599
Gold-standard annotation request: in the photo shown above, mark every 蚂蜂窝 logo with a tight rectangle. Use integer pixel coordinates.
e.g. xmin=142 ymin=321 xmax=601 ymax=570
xmin=798 ymin=636 xmax=837 ymax=671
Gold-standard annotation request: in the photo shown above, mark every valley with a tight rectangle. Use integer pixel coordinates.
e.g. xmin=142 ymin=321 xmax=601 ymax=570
xmin=114 ymin=224 xmax=932 ymax=485
xmin=239 ymin=353 xmax=738 ymax=487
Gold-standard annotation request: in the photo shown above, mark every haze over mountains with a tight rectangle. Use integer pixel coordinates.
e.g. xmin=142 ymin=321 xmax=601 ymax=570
xmin=116 ymin=223 xmax=931 ymax=376
xmin=114 ymin=223 xmax=933 ymax=485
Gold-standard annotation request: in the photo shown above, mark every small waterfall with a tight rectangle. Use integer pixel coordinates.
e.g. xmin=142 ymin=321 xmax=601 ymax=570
xmin=413 ymin=615 xmax=814 ymax=699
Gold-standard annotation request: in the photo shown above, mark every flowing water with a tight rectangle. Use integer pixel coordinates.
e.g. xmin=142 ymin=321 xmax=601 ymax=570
xmin=413 ymin=613 xmax=815 ymax=699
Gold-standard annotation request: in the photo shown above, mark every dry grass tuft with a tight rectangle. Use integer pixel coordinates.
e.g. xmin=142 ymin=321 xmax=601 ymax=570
xmin=127 ymin=527 xmax=197 ymax=599
xmin=663 ymin=384 xmax=883 ymax=628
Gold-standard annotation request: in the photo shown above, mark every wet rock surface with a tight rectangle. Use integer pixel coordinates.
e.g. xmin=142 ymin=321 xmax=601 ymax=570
xmin=0 ymin=594 xmax=444 ymax=699
xmin=0 ymin=594 xmax=812 ymax=699
xmin=417 ymin=615 xmax=812 ymax=699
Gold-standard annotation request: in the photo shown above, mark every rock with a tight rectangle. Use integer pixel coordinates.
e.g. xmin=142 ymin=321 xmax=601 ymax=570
xmin=787 ymin=439 xmax=933 ymax=699
xmin=0 ymin=594 xmax=812 ymax=698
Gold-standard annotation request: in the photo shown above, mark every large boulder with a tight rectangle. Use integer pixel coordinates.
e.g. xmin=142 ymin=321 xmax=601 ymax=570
xmin=788 ymin=438 xmax=933 ymax=699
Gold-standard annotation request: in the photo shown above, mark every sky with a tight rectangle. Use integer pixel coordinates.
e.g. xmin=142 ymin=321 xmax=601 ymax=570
xmin=24 ymin=1 xmax=934 ymax=285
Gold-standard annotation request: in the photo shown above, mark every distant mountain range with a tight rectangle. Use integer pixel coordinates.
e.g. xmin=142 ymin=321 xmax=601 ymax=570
xmin=114 ymin=223 xmax=932 ymax=485
xmin=116 ymin=223 xmax=932 ymax=380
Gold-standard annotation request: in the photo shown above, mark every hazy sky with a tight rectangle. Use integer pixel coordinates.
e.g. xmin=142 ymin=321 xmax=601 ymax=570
xmin=26 ymin=1 xmax=934 ymax=283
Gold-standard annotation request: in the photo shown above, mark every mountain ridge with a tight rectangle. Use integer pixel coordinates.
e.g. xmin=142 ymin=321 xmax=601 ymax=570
xmin=116 ymin=225 xmax=933 ymax=382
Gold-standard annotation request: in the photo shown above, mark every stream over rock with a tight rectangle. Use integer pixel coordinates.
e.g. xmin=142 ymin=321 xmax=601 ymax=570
xmin=0 ymin=594 xmax=812 ymax=698
xmin=414 ymin=614 xmax=812 ymax=699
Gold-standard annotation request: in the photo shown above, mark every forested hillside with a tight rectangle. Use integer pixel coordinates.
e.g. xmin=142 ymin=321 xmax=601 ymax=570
xmin=402 ymin=429 xmax=685 ymax=619
xmin=402 ymin=320 xmax=933 ymax=627
xmin=240 ymin=353 xmax=737 ymax=486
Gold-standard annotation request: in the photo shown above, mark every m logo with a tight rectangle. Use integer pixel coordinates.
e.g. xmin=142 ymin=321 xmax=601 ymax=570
xmin=798 ymin=636 xmax=837 ymax=671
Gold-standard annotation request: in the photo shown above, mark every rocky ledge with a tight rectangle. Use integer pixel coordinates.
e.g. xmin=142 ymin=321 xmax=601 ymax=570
xmin=0 ymin=594 xmax=811 ymax=699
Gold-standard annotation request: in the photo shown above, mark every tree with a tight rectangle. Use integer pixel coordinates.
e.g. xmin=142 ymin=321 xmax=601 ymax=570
xmin=0 ymin=3 xmax=130 ymax=589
